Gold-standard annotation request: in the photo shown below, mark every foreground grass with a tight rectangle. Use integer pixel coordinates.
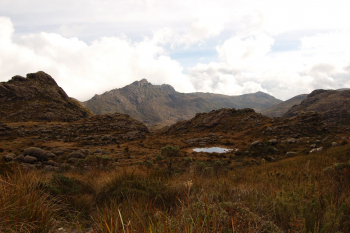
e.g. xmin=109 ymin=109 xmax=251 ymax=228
xmin=1 ymin=144 xmax=350 ymax=232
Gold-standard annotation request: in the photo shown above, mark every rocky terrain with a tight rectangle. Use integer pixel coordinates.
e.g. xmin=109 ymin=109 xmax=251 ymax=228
xmin=1 ymin=71 xmax=350 ymax=233
xmin=0 ymin=71 xmax=93 ymax=122
xmin=261 ymin=94 xmax=307 ymax=117
xmin=83 ymin=79 xmax=282 ymax=125
xmin=283 ymin=89 xmax=350 ymax=125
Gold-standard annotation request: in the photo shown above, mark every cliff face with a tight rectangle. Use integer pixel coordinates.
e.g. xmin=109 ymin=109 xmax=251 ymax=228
xmin=0 ymin=71 xmax=93 ymax=122
xmin=283 ymin=89 xmax=350 ymax=125
xmin=83 ymin=79 xmax=282 ymax=125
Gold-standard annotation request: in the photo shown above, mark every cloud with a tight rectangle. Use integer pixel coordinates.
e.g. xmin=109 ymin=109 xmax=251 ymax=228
xmin=0 ymin=17 xmax=194 ymax=101
xmin=187 ymin=30 xmax=350 ymax=100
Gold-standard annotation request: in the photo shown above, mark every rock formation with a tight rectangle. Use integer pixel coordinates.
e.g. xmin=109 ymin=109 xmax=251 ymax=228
xmin=0 ymin=71 xmax=93 ymax=122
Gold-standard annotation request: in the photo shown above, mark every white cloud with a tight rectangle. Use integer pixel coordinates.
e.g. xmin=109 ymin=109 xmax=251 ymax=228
xmin=1 ymin=0 xmax=350 ymax=102
xmin=0 ymin=17 xmax=194 ymax=101
xmin=187 ymin=30 xmax=350 ymax=100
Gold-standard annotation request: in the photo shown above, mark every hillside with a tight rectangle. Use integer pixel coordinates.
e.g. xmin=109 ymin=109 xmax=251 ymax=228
xmin=283 ymin=89 xmax=350 ymax=125
xmin=0 ymin=71 xmax=94 ymax=122
xmin=261 ymin=94 xmax=307 ymax=117
xmin=83 ymin=79 xmax=282 ymax=125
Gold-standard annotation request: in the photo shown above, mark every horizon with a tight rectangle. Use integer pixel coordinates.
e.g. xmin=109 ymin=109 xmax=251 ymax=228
xmin=0 ymin=0 xmax=350 ymax=101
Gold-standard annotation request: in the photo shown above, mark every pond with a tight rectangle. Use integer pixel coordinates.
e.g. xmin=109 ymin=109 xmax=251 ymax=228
xmin=192 ymin=147 xmax=236 ymax=153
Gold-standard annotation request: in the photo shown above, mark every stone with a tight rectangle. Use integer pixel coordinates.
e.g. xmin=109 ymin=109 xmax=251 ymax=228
xmin=14 ymin=154 xmax=25 ymax=162
xmin=250 ymin=141 xmax=263 ymax=148
xmin=47 ymin=160 xmax=58 ymax=167
xmin=68 ymin=152 xmax=85 ymax=159
xmin=24 ymin=155 xmax=38 ymax=163
xmin=286 ymin=151 xmax=297 ymax=156
xmin=4 ymin=154 xmax=16 ymax=162
xmin=331 ymin=142 xmax=338 ymax=147
xmin=23 ymin=147 xmax=49 ymax=161
xmin=269 ymin=139 xmax=278 ymax=145
xmin=310 ymin=147 xmax=323 ymax=153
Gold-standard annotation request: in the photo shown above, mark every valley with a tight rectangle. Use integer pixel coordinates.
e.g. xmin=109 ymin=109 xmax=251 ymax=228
xmin=1 ymin=72 xmax=350 ymax=232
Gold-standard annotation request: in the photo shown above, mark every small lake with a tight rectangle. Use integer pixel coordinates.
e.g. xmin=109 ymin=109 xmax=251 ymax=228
xmin=192 ymin=147 xmax=235 ymax=153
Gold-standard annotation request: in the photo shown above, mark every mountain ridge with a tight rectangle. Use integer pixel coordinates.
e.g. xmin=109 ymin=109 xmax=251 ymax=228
xmin=83 ymin=79 xmax=282 ymax=125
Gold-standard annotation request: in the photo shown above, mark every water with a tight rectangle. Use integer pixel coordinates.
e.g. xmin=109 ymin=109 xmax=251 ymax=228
xmin=192 ymin=147 xmax=235 ymax=153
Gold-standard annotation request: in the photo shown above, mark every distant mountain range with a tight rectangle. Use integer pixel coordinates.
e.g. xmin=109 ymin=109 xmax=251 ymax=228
xmin=83 ymin=79 xmax=282 ymax=125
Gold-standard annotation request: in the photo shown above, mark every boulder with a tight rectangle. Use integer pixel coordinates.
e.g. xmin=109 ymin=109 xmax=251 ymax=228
xmin=310 ymin=147 xmax=323 ymax=153
xmin=4 ymin=154 xmax=16 ymax=162
xmin=47 ymin=160 xmax=59 ymax=167
xmin=331 ymin=142 xmax=338 ymax=147
xmin=14 ymin=154 xmax=25 ymax=162
xmin=286 ymin=151 xmax=297 ymax=156
xmin=68 ymin=152 xmax=85 ymax=159
xmin=23 ymin=147 xmax=49 ymax=161
xmin=268 ymin=139 xmax=278 ymax=145
xmin=250 ymin=141 xmax=263 ymax=148
xmin=24 ymin=155 xmax=38 ymax=163
xmin=78 ymin=149 xmax=90 ymax=156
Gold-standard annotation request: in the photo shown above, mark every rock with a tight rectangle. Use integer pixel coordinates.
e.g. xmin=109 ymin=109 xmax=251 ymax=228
xmin=47 ymin=160 xmax=58 ymax=167
xmin=310 ymin=144 xmax=316 ymax=148
xmin=250 ymin=141 xmax=263 ymax=148
xmin=14 ymin=154 xmax=25 ymax=162
xmin=45 ymin=152 xmax=56 ymax=159
xmin=67 ymin=158 xmax=78 ymax=164
xmin=4 ymin=154 xmax=16 ymax=162
xmin=331 ymin=142 xmax=338 ymax=146
xmin=269 ymin=139 xmax=278 ymax=145
xmin=23 ymin=147 xmax=49 ymax=161
xmin=286 ymin=151 xmax=297 ymax=156
xmin=68 ymin=152 xmax=85 ymax=159
xmin=24 ymin=155 xmax=38 ymax=163
xmin=310 ymin=147 xmax=323 ymax=153
xmin=78 ymin=149 xmax=90 ymax=156
xmin=287 ymin=138 xmax=297 ymax=143
xmin=51 ymin=148 xmax=71 ymax=156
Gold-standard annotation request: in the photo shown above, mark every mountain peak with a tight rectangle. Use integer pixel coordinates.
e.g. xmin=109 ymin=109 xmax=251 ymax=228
xmin=132 ymin=79 xmax=149 ymax=87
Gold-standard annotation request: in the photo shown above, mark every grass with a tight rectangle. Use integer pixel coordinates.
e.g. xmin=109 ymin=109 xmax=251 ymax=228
xmin=1 ymin=144 xmax=350 ymax=232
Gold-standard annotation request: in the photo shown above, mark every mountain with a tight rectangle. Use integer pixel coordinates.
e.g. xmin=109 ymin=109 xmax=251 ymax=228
xmin=283 ymin=89 xmax=350 ymax=125
xmin=0 ymin=71 xmax=93 ymax=122
xmin=261 ymin=94 xmax=308 ymax=117
xmin=83 ymin=79 xmax=282 ymax=125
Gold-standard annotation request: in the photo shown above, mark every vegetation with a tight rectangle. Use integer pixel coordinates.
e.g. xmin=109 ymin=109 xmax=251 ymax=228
xmin=1 ymin=144 xmax=350 ymax=232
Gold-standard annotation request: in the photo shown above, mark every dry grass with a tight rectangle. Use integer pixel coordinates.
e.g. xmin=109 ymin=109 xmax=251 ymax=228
xmin=1 ymin=135 xmax=350 ymax=232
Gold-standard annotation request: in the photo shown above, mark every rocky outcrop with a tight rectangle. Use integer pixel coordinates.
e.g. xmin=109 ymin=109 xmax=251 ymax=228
xmin=0 ymin=71 xmax=93 ymax=122
xmin=0 ymin=112 xmax=149 ymax=146
xmin=166 ymin=108 xmax=271 ymax=135
xmin=283 ymin=89 xmax=350 ymax=125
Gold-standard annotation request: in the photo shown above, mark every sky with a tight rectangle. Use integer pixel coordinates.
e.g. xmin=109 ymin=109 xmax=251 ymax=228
xmin=0 ymin=0 xmax=350 ymax=101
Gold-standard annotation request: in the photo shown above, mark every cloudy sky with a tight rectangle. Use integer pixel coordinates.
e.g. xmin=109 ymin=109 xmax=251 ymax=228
xmin=0 ymin=0 xmax=350 ymax=101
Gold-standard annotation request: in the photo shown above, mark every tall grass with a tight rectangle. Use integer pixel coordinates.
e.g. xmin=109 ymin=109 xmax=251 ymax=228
xmin=1 ymin=144 xmax=350 ymax=232
xmin=0 ymin=168 xmax=63 ymax=233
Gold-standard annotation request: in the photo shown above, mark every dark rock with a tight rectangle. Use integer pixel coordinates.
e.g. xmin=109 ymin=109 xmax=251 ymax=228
xmin=68 ymin=152 xmax=85 ymax=159
xmin=23 ymin=147 xmax=49 ymax=161
xmin=250 ymin=141 xmax=263 ymax=148
xmin=4 ymin=154 xmax=16 ymax=162
xmin=14 ymin=154 xmax=25 ymax=162
xmin=24 ymin=155 xmax=38 ymax=163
